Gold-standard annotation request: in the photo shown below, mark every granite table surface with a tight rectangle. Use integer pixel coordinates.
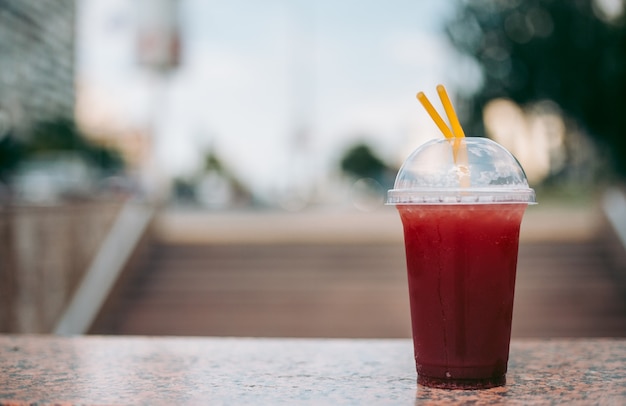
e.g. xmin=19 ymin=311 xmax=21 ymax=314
xmin=0 ymin=335 xmax=625 ymax=405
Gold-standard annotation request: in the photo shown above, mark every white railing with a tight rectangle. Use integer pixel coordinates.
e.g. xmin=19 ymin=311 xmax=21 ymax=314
xmin=602 ymin=187 xmax=626 ymax=251
xmin=54 ymin=202 xmax=154 ymax=335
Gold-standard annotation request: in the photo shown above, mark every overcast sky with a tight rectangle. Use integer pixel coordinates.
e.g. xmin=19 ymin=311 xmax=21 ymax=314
xmin=76 ymin=0 xmax=481 ymax=201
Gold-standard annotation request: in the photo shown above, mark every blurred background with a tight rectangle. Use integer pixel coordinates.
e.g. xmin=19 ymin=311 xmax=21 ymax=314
xmin=1 ymin=0 xmax=625 ymax=338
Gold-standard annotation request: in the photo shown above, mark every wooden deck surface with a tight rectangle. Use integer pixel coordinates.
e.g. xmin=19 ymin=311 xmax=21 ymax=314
xmin=91 ymin=206 xmax=626 ymax=338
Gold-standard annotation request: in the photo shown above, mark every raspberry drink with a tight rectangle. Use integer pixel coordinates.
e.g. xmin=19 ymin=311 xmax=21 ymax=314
xmin=398 ymin=203 xmax=527 ymax=389
xmin=390 ymin=87 xmax=534 ymax=388
xmin=387 ymin=135 xmax=535 ymax=389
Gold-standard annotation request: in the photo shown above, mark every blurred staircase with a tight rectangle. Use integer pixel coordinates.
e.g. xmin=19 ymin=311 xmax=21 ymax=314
xmin=90 ymin=198 xmax=626 ymax=338
xmin=514 ymin=240 xmax=626 ymax=337
xmin=91 ymin=242 xmax=410 ymax=338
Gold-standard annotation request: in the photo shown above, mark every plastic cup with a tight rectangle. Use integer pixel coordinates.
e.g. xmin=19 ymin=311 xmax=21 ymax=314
xmin=387 ymin=137 xmax=536 ymax=389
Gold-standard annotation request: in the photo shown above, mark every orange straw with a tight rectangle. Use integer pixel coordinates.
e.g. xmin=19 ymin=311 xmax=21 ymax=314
xmin=416 ymin=92 xmax=454 ymax=139
xmin=436 ymin=85 xmax=465 ymax=138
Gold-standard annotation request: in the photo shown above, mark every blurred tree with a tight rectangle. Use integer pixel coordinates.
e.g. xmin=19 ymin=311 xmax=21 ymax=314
xmin=28 ymin=119 xmax=84 ymax=152
xmin=0 ymin=134 xmax=24 ymax=183
xmin=203 ymin=151 xmax=224 ymax=173
xmin=447 ymin=0 xmax=626 ymax=177
xmin=26 ymin=118 xmax=124 ymax=173
xmin=340 ymin=143 xmax=388 ymax=181
xmin=198 ymin=150 xmax=252 ymax=206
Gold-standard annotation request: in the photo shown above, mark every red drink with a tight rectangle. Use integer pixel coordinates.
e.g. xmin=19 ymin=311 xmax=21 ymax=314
xmin=398 ymin=203 xmax=527 ymax=389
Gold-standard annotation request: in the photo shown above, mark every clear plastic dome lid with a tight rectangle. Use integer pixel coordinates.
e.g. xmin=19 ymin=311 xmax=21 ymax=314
xmin=387 ymin=137 xmax=536 ymax=204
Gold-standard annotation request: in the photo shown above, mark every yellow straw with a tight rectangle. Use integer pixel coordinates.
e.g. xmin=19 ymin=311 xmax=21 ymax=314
xmin=439 ymin=84 xmax=470 ymax=187
xmin=436 ymin=84 xmax=465 ymax=138
xmin=416 ymin=84 xmax=471 ymax=187
xmin=454 ymin=137 xmax=471 ymax=188
xmin=416 ymin=92 xmax=454 ymax=139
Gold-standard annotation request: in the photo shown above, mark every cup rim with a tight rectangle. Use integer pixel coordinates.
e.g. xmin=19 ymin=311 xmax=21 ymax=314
xmin=386 ymin=187 xmax=536 ymax=205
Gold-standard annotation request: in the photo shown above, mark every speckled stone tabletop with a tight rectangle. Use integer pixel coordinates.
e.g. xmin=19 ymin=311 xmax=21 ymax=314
xmin=0 ymin=336 xmax=625 ymax=405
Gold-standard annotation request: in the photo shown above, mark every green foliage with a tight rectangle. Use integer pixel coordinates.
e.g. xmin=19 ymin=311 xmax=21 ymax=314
xmin=84 ymin=144 xmax=125 ymax=173
xmin=448 ymin=0 xmax=626 ymax=176
xmin=25 ymin=118 xmax=125 ymax=173
xmin=27 ymin=119 xmax=84 ymax=152
xmin=199 ymin=149 xmax=250 ymax=199
xmin=0 ymin=134 xmax=25 ymax=182
xmin=340 ymin=143 xmax=387 ymax=180
xmin=203 ymin=151 xmax=224 ymax=172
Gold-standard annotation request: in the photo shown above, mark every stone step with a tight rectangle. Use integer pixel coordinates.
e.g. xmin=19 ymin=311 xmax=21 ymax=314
xmin=91 ymin=237 xmax=626 ymax=338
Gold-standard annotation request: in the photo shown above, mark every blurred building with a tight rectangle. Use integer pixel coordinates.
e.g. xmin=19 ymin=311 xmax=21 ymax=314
xmin=75 ymin=0 xmax=181 ymax=199
xmin=0 ymin=0 xmax=76 ymax=138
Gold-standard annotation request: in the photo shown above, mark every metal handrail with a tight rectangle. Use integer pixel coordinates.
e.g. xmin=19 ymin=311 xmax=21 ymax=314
xmin=54 ymin=202 xmax=154 ymax=335
xmin=603 ymin=187 xmax=626 ymax=252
